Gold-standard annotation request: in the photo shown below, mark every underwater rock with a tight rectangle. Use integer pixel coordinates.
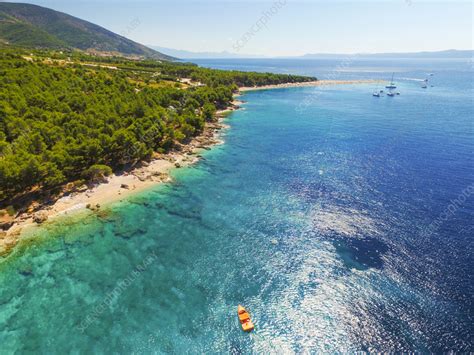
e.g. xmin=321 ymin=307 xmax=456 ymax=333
xmin=19 ymin=265 xmax=34 ymax=276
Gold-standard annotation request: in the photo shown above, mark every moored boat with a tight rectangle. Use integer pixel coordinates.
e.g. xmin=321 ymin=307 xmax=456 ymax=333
xmin=385 ymin=72 xmax=397 ymax=89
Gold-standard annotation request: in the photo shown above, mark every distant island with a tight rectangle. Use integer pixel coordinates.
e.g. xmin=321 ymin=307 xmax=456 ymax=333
xmin=150 ymin=46 xmax=473 ymax=60
xmin=297 ymin=49 xmax=474 ymax=59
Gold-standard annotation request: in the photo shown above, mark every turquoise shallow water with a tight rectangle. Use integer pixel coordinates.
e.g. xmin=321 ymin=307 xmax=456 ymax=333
xmin=0 ymin=59 xmax=473 ymax=352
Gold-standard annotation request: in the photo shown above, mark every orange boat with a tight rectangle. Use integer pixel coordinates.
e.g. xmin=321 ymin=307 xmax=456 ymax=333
xmin=237 ymin=305 xmax=254 ymax=332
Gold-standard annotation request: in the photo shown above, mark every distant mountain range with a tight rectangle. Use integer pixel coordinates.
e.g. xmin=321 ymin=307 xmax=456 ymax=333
xmin=151 ymin=46 xmax=473 ymax=60
xmin=0 ymin=2 xmax=173 ymax=60
xmin=149 ymin=46 xmax=262 ymax=60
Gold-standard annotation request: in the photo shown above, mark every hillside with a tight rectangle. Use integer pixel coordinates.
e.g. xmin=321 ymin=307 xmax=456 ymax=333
xmin=0 ymin=2 xmax=174 ymax=60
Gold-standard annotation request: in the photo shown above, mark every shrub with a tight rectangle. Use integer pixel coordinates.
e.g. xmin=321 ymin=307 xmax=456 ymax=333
xmin=81 ymin=164 xmax=113 ymax=182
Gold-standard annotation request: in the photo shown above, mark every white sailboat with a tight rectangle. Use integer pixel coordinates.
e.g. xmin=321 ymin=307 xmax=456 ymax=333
xmin=385 ymin=72 xmax=397 ymax=89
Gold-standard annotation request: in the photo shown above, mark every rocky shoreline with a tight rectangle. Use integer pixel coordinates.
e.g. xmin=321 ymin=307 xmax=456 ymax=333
xmin=0 ymin=98 xmax=242 ymax=257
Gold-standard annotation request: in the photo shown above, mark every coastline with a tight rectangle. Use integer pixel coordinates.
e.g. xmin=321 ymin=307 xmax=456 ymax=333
xmin=0 ymin=79 xmax=380 ymax=256
xmin=239 ymin=79 xmax=384 ymax=91
xmin=0 ymin=99 xmax=241 ymax=256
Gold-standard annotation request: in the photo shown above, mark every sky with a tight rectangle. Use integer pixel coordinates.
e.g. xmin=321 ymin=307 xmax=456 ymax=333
xmin=5 ymin=0 xmax=474 ymax=56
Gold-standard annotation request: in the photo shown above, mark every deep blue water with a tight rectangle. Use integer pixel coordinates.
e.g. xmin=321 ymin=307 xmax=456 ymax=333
xmin=0 ymin=58 xmax=473 ymax=352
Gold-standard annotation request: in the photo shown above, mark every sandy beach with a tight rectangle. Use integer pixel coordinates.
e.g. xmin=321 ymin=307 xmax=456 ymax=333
xmin=239 ymin=79 xmax=384 ymax=91
xmin=0 ymin=79 xmax=380 ymax=255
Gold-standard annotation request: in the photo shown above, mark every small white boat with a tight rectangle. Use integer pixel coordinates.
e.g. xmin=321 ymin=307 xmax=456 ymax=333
xmin=387 ymin=91 xmax=395 ymax=97
xmin=373 ymin=86 xmax=382 ymax=96
xmin=421 ymin=84 xmax=428 ymax=89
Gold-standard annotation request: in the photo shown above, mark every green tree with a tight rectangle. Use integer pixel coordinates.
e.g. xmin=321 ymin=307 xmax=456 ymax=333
xmin=81 ymin=164 xmax=112 ymax=182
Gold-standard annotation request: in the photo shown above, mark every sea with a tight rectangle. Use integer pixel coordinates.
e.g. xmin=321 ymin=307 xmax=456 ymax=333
xmin=0 ymin=58 xmax=472 ymax=353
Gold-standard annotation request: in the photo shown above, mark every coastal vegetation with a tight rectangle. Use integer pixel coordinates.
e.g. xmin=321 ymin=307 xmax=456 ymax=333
xmin=0 ymin=47 xmax=316 ymax=207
